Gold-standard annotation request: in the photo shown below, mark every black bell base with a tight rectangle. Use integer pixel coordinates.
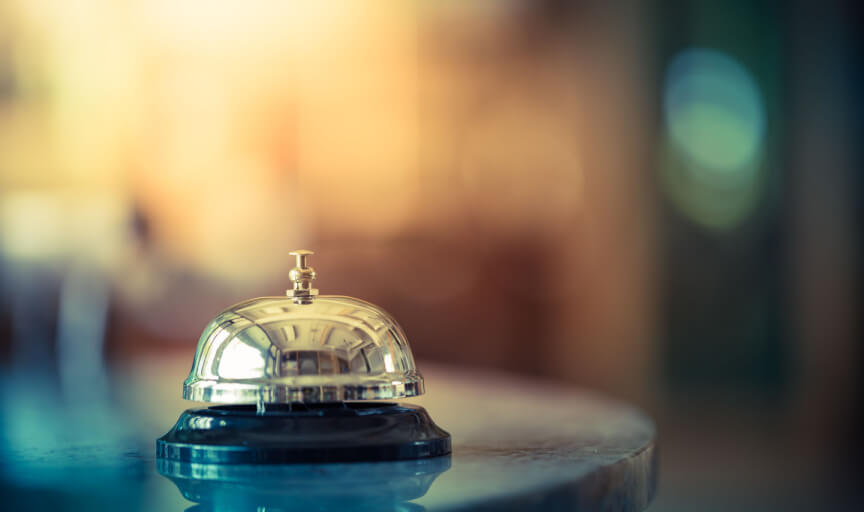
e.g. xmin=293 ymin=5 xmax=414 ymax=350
xmin=156 ymin=402 xmax=451 ymax=464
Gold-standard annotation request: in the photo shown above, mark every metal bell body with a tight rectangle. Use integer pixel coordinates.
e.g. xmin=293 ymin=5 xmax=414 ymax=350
xmin=182 ymin=251 xmax=423 ymax=404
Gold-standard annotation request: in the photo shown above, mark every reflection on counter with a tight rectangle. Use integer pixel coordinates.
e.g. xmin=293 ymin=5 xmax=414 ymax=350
xmin=158 ymin=457 xmax=450 ymax=512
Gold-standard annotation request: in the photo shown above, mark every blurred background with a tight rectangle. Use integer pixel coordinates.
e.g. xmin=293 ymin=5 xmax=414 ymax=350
xmin=0 ymin=0 xmax=861 ymax=510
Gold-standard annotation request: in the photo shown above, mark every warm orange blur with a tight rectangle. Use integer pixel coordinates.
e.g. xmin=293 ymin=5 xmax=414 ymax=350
xmin=0 ymin=1 xmax=655 ymax=397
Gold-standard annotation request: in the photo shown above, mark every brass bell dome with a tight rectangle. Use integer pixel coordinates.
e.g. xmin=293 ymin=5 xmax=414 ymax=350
xmin=183 ymin=250 xmax=423 ymax=404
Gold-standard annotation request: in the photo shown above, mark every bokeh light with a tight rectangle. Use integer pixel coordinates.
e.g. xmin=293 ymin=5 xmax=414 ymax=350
xmin=661 ymin=48 xmax=767 ymax=230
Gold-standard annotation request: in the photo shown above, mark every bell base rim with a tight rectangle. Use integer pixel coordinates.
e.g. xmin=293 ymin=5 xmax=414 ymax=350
xmin=182 ymin=375 xmax=424 ymax=403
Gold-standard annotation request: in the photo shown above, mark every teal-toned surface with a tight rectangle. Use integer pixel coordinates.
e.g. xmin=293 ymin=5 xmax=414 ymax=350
xmin=0 ymin=359 xmax=656 ymax=511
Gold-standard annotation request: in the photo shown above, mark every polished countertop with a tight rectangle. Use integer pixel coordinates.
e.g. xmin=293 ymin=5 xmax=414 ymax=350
xmin=0 ymin=357 xmax=656 ymax=511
